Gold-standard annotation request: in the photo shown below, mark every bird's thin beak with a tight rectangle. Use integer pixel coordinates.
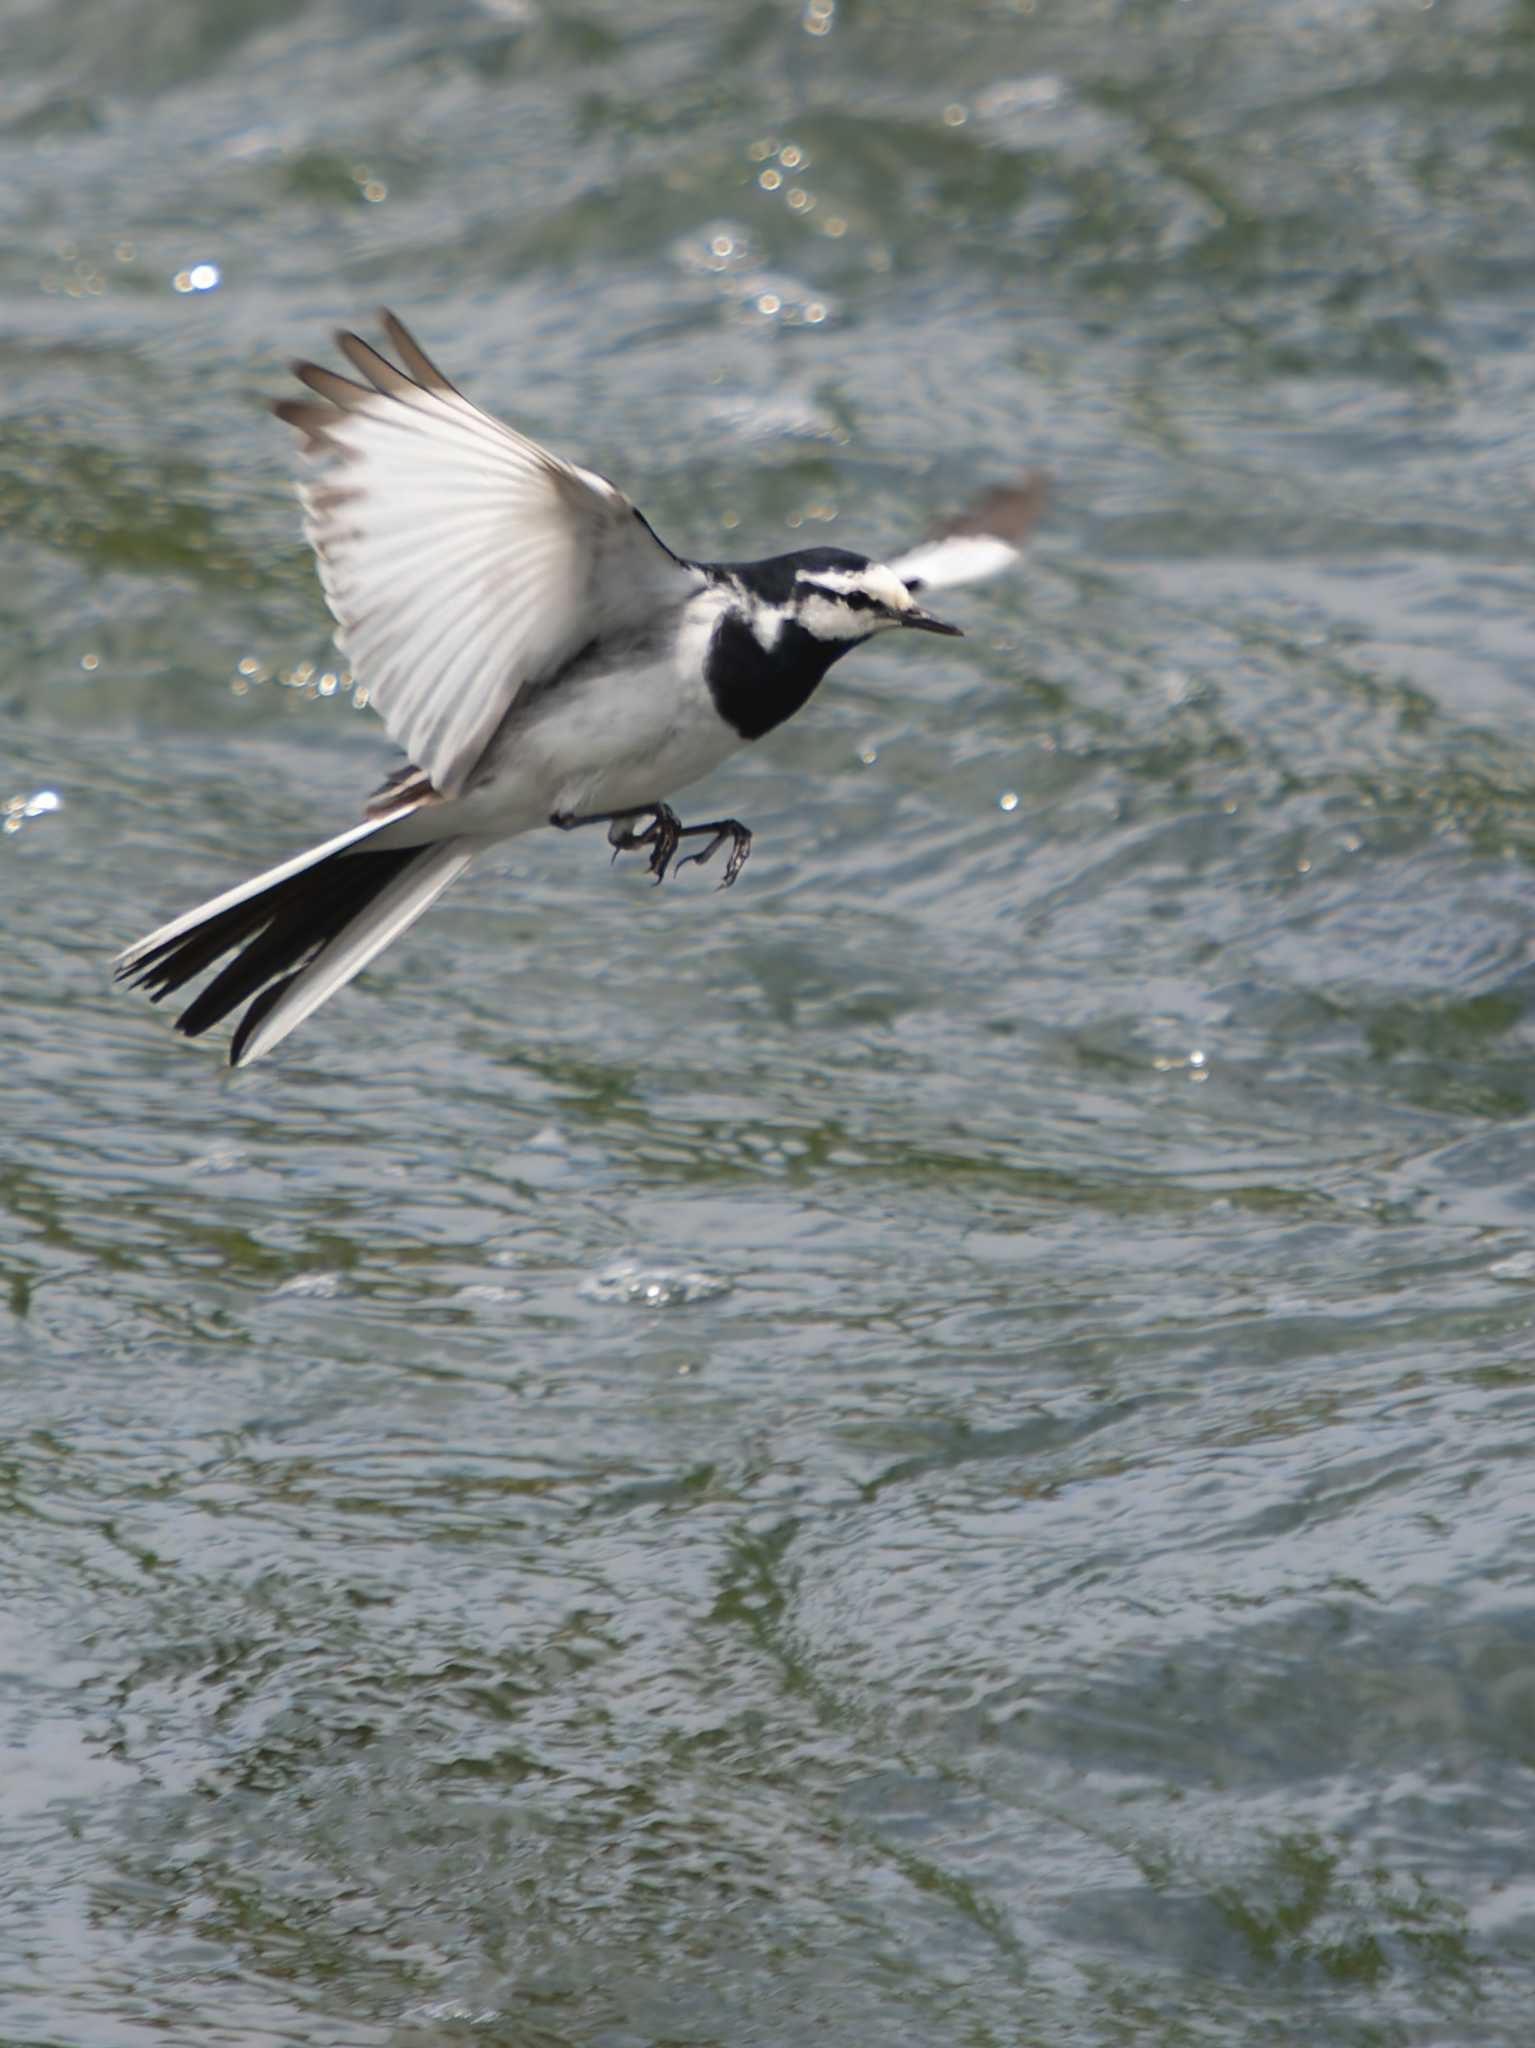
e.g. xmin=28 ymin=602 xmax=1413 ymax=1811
xmin=901 ymin=606 xmax=964 ymax=637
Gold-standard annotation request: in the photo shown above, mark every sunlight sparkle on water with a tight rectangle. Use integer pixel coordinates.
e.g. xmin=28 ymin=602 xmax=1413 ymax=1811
xmin=173 ymin=262 xmax=221 ymax=294
xmin=4 ymin=790 xmax=61 ymax=835
xmin=580 ymin=1256 xmax=732 ymax=1309
xmin=1152 ymin=1046 xmax=1210 ymax=1081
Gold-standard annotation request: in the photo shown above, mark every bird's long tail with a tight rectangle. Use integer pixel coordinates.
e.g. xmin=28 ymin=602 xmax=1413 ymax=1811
xmin=115 ymin=813 xmax=475 ymax=1067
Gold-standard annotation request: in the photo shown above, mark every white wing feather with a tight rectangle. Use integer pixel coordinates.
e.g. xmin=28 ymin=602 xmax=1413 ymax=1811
xmin=275 ymin=314 xmax=700 ymax=799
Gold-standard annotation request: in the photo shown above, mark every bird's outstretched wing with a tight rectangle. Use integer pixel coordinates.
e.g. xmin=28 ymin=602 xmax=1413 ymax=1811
xmin=274 ymin=312 xmax=701 ymax=799
xmin=888 ymin=476 xmax=1049 ymax=594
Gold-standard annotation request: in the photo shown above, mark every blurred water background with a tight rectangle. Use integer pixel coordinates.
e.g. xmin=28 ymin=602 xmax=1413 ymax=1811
xmin=7 ymin=1 xmax=1535 ymax=2041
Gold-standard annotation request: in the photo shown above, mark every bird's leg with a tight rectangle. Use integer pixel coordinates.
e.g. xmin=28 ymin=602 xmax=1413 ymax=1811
xmin=550 ymin=802 xmax=683 ymax=883
xmin=673 ymin=818 xmax=753 ymax=889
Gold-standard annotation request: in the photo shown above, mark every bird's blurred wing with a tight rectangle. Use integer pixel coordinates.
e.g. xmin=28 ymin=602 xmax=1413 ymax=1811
xmin=889 ymin=475 xmax=1048 ymax=594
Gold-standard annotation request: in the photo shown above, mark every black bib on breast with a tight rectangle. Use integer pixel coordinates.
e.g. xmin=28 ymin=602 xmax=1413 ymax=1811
xmin=704 ymin=609 xmax=848 ymax=742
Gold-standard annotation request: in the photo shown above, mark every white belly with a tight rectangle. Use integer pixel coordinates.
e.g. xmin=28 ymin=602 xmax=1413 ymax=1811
xmin=429 ymin=592 xmax=742 ymax=840
xmin=526 ymin=652 xmax=741 ymax=816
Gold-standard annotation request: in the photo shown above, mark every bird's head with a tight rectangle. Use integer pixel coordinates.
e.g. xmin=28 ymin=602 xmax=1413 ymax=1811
xmin=786 ymin=547 xmax=963 ymax=645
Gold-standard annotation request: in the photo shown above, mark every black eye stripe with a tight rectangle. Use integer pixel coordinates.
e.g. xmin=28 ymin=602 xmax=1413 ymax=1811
xmin=802 ymin=584 xmax=882 ymax=611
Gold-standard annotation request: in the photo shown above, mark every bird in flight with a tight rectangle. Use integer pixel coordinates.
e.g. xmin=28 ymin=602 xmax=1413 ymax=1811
xmin=116 ymin=313 xmax=1043 ymax=1066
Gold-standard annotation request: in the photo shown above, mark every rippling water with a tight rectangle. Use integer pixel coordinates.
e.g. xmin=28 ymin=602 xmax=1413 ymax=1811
xmin=7 ymin=2 xmax=1535 ymax=2042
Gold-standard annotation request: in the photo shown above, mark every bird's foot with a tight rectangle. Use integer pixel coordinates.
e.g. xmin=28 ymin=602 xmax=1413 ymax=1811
xmin=604 ymin=802 xmax=683 ymax=883
xmin=674 ymin=818 xmax=753 ymax=889
xmin=551 ymin=803 xmax=751 ymax=888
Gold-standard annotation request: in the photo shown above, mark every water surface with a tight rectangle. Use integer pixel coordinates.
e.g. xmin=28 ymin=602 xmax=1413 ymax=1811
xmin=6 ymin=3 xmax=1535 ymax=2042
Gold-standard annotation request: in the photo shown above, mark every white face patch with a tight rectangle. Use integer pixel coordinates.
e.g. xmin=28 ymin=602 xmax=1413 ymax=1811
xmin=796 ymin=591 xmax=890 ymax=642
xmin=797 ymin=560 xmax=914 ymax=613
xmin=792 ymin=559 xmax=914 ymax=642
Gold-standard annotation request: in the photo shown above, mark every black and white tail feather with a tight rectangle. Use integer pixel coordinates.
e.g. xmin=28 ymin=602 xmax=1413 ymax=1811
xmin=118 ymin=818 xmax=474 ymax=1068
xmin=115 ymin=313 xmax=1043 ymax=1067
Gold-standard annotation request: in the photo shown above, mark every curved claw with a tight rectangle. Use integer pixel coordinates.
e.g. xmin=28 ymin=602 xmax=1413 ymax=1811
xmin=607 ymin=804 xmax=683 ymax=883
xmin=675 ymin=821 xmax=752 ymax=889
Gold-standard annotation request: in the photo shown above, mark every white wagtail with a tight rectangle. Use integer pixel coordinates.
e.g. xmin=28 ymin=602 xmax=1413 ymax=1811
xmin=116 ymin=313 xmax=1042 ymax=1066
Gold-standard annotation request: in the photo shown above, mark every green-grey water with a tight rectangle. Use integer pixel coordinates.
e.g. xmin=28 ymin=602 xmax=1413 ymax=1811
xmin=7 ymin=2 xmax=1535 ymax=2042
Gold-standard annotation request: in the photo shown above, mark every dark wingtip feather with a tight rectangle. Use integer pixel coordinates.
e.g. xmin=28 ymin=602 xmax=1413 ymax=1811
xmin=293 ymin=361 xmax=374 ymax=407
xmin=378 ymin=310 xmax=459 ymax=395
xmin=271 ymin=397 xmax=342 ymax=452
xmin=336 ymin=329 xmax=416 ymax=397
